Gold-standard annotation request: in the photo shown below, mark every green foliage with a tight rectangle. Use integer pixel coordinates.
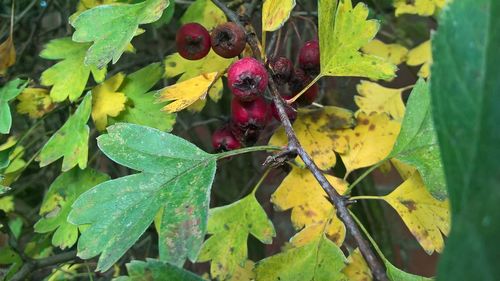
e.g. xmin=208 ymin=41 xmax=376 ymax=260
xmin=0 ymin=79 xmax=27 ymax=134
xmin=180 ymin=0 xmax=226 ymax=29
xmin=115 ymin=259 xmax=204 ymax=281
xmin=430 ymin=0 xmax=500 ymax=279
xmin=67 ymin=123 xmax=217 ymax=272
xmin=38 ymin=93 xmax=92 ymax=172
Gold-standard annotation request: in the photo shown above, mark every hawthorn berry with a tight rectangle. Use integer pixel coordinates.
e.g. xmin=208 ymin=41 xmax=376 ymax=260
xmin=211 ymin=22 xmax=247 ymax=58
xmin=271 ymin=95 xmax=297 ymax=122
xmin=231 ymin=96 xmax=269 ymax=129
xmin=228 ymin=57 xmax=269 ymax=101
xmin=176 ymin=23 xmax=211 ymax=60
xmin=268 ymin=56 xmax=294 ymax=84
xmin=299 ymin=40 xmax=320 ymax=75
xmin=229 ymin=121 xmax=261 ymax=146
xmin=212 ymin=125 xmax=242 ymax=151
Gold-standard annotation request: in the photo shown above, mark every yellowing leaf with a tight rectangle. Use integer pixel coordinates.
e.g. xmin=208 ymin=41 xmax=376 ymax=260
xmin=270 ymin=106 xmax=355 ymax=170
xmin=91 ymin=73 xmax=127 ymax=131
xmin=383 ymin=172 xmax=450 ymax=254
xmin=336 ymin=112 xmax=400 ymax=176
xmin=272 ymin=166 xmax=348 ymax=246
xmin=0 ymin=35 xmax=15 ymax=76
xmin=77 ymin=0 xmax=119 ymax=11
xmin=319 ymin=0 xmax=396 ymax=80
xmin=407 ymin=40 xmax=431 ymax=78
xmin=156 ymin=72 xmax=218 ymax=113
xmin=262 ymin=0 xmax=296 ymax=31
xmin=394 ymin=0 xmax=446 ymax=17
xmin=228 ymin=260 xmax=255 ymax=281
xmin=0 ymin=196 xmax=14 ymax=212
xmin=391 ymin=158 xmax=416 ymax=180
xmin=180 ymin=0 xmax=226 ymax=29
xmin=342 ymin=248 xmax=372 ymax=281
xmin=354 ymin=81 xmax=406 ymax=120
xmin=362 ymin=39 xmax=409 ymax=65
xmin=16 ymin=88 xmax=55 ymax=119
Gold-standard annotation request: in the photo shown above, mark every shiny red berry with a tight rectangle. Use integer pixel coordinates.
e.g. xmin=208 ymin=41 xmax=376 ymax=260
xmin=271 ymin=95 xmax=297 ymax=122
xmin=176 ymin=23 xmax=211 ymax=60
xmin=268 ymin=56 xmax=294 ymax=84
xmin=228 ymin=57 xmax=269 ymax=101
xmin=231 ymin=96 xmax=269 ymax=129
xmin=211 ymin=22 xmax=247 ymax=58
xmin=299 ymin=40 xmax=320 ymax=75
xmin=212 ymin=125 xmax=242 ymax=151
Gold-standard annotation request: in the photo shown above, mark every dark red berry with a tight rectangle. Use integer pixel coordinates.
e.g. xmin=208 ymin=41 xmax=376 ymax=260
xmin=229 ymin=121 xmax=260 ymax=146
xmin=176 ymin=23 xmax=211 ymax=60
xmin=211 ymin=22 xmax=247 ymax=58
xmin=212 ymin=125 xmax=242 ymax=151
xmin=299 ymin=40 xmax=320 ymax=75
xmin=289 ymin=68 xmax=309 ymax=94
xmin=231 ymin=96 xmax=269 ymax=129
xmin=228 ymin=57 xmax=269 ymax=101
xmin=271 ymin=95 xmax=297 ymax=122
xmin=268 ymin=56 xmax=294 ymax=84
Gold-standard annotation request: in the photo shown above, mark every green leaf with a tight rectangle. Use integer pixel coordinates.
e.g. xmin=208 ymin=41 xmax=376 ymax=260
xmin=153 ymin=0 xmax=175 ymax=27
xmin=40 ymin=37 xmax=106 ymax=102
xmin=112 ymin=63 xmax=176 ymax=131
xmin=388 ymin=79 xmax=446 ymax=200
xmin=0 ymin=246 xmax=23 ymax=280
xmin=384 ymin=259 xmax=432 ymax=281
xmin=0 ymin=79 xmax=27 ymax=134
xmin=197 ymin=193 xmax=275 ymax=280
xmin=68 ymin=123 xmax=217 ymax=272
xmin=71 ymin=0 xmax=169 ymax=68
xmin=34 ymin=168 xmax=109 ymax=249
xmin=255 ymin=236 xmax=346 ymax=281
xmin=430 ymin=0 xmax=500 ymax=280
xmin=180 ymin=0 xmax=226 ymax=29
xmin=114 ymin=259 xmax=204 ymax=281
xmin=39 ymin=92 xmax=92 ymax=172
xmin=318 ymin=0 xmax=396 ymax=80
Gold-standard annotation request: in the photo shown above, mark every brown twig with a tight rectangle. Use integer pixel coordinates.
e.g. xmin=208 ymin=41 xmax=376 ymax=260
xmin=210 ymin=0 xmax=389 ymax=280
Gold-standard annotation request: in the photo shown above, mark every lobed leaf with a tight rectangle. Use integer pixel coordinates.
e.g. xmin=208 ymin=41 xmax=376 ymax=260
xmin=91 ymin=73 xmax=127 ymax=131
xmin=362 ymin=39 xmax=409 ymax=65
xmin=0 ymin=79 xmax=27 ymax=134
xmin=355 ymin=81 xmax=406 ymax=121
xmin=16 ymin=88 xmax=55 ymax=119
xmin=262 ymin=0 xmax=296 ymax=32
xmin=115 ymin=259 xmax=204 ymax=281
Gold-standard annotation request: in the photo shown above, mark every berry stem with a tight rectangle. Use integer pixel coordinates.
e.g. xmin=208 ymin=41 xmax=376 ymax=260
xmin=350 ymin=195 xmax=384 ymax=201
xmin=215 ymin=145 xmax=282 ymax=160
xmin=288 ymin=74 xmax=321 ymax=104
xmin=344 ymin=161 xmax=383 ymax=195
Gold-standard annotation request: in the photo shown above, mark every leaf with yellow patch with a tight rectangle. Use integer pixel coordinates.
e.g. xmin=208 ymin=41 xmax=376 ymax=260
xmin=391 ymin=159 xmax=416 ymax=180
xmin=262 ymin=0 xmax=296 ymax=31
xmin=180 ymin=0 xmax=226 ymax=29
xmin=336 ymin=112 xmax=400 ymax=176
xmin=362 ymin=39 xmax=409 ymax=65
xmin=393 ymin=0 xmax=446 ymax=17
xmin=382 ymin=172 xmax=450 ymax=254
xmin=91 ymin=73 xmax=127 ymax=131
xmin=354 ymin=81 xmax=406 ymax=121
xmin=319 ymin=0 xmax=396 ymax=80
xmin=228 ymin=260 xmax=255 ymax=281
xmin=269 ymin=106 xmax=354 ymax=170
xmin=272 ymin=166 xmax=348 ymax=246
xmin=342 ymin=248 xmax=372 ymax=281
xmin=156 ymin=72 xmax=218 ymax=113
xmin=407 ymin=40 xmax=431 ymax=78
xmin=16 ymin=88 xmax=55 ymax=119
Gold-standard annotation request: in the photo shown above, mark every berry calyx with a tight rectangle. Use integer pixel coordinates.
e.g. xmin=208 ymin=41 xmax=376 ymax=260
xmin=211 ymin=22 xmax=247 ymax=58
xmin=212 ymin=125 xmax=242 ymax=152
xmin=268 ymin=56 xmax=294 ymax=85
xmin=228 ymin=57 xmax=269 ymax=101
xmin=231 ymin=96 xmax=269 ymax=129
xmin=298 ymin=40 xmax=320 ymax=75
xmin=271 ymin=95 xmax=297 ymax=122
xmin=229 ymin=121 xmax=260 ymax=146
xmin=176 ymin=23 xmax=211 ymax=60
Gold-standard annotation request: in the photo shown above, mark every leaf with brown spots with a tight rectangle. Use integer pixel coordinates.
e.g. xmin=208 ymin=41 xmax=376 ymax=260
xmin=335 ymin=112 xmax=400 ymax=176
xmin=197 ymin=191 xmax=275 ymax=280
xmin=342 ymin=248 xmax=372 ymax=281
xmin=354 ymin=81 xmax=406 ymax=121
xmin=382 ymin=172 xmax=450 ymax=254
xmin=272 ymin=166 xmax=348 ymax=247
xmin=269 ymin=106 xmax=355 ymax=170
xmin=16 ymin=88 xmax=55 ymax=119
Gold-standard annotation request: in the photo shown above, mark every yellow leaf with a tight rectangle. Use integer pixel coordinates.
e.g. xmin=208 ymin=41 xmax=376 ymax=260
xmin=91 ymin=73 xmax=127 ymax=131
xmin=157 ymin=72 xmax=218 ymax=113
xmin=383 ymin=172 xmax=450 ymax=254
xmin=407 ymin=40 xmax=431 ymax=78
xmin=262 ymin=0 xmax=296 ymax=31
xmin=270 ymin=106 xmax=354 ymax=170
xmin=336 ymin=112 xmax=400 ymax=176
xmin=362 ymin=39 xmax=409 ymax=65
xmin=391 ymin=158 xmax=416 ymax=180
xmin=0 ymin=35 xmax=15 ymax=76
xmin=354 ymin=81 xmax=406 ymax=121
xmin=77 ymin=0 xmax=119 ymax=11
xmin=180 ymin=0 xmax=226 ymax=30
xmin=0 ymin=196 xmax=14 ymax=212
xmin=272 ymin=166 xmax=348 ymax=246
xmin=16 ymin=88 xmax=55 ymax=119
xmin=228 ymin=260 xmax=255 ymax=281
xmin=393 ymin=0 xmax=446 ymax=17
xmin=342 ymin=248 xmax=373 ymax=281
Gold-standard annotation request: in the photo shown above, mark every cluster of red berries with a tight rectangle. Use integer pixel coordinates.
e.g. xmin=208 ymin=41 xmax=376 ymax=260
xmin=175 ymin=22 xmax=320 ymax=152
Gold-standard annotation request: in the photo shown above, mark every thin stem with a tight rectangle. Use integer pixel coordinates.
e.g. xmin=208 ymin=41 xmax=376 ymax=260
xmin=288 ymin=75 xmax=321 ymax=104
xmin=345 ymin=162 xmax=383 ymax=195
xmin=251 ymin=168 xmax=271 ymax=195
xmin=215 ymin=145 xmax=282 ymax=160
xmin=349 ymin=210 xmax=386 ymax=260
xmin=350 ymin=195 xmax=384 ymax=201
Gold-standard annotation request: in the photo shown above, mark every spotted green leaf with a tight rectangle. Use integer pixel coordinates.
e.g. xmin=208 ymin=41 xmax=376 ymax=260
xmin=0 ymin=79 xmax=27 ymax=134
xmin=68 ymin=123 xmax=217 ymax=272
xmin=115 ymin=259 xmax=204 ymax=281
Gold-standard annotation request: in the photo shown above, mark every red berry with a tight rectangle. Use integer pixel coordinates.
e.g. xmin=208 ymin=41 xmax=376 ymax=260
xmin=212 ymin=125 xmax=242 ymax=151
xmin=211 ymin=22 xmax=247 ymax=58
xmin=176 ymin=23 xmax=211 ymax=60
xmin=299 ymin=40 xmax=320 ymax=75
xmin=231 ymin=96 xmax=269 ymax=129
xmin=271 ymin=96 xmax=297 ymax=122
xmin=268 ymin=56 xmax=294 ymax=85
xmin=228 ymin=57 xmax=269 ymax=101
xmin=229 ymin=121 xmax=260 ymax=146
